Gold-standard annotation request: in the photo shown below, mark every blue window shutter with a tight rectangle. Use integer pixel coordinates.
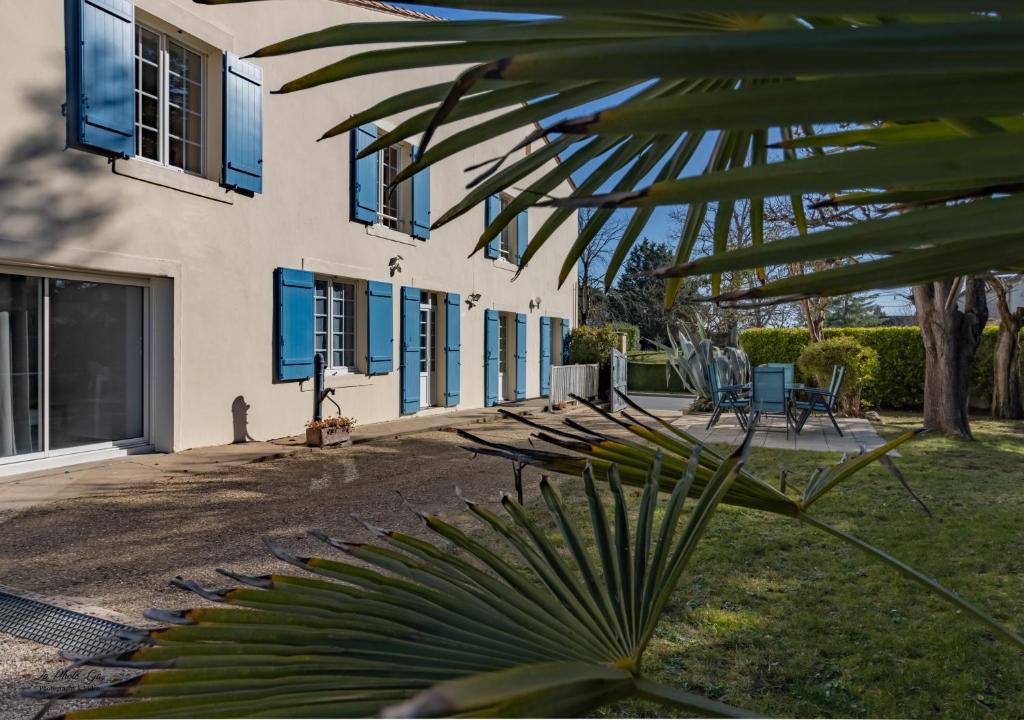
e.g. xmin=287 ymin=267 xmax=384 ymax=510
xmin=484 ymin=309 xmax=499 ymax=407
xmin=515 ymin=210 xmax=528 ymax=265
xmin=365 ymin=281 xmax=393 ymax=375
xmin=351 ymin=124 xmax=378 ymax=224
xmin=274 ymin=268 xmax=314 ymax=382
xmin=539 ymin=316 xmax=551 ymax=396
xmin=562 ymin=319 xmax=571 ymax=364
xmin=223 ymin=53 xmax=264 ymax=194
xmin=484 ymin=195 xmax=501 ymax=259
xmin=515 ymin=313 xmax=527 ymax=400
xmin=67 ymin=0 xmax=135 ymax=158
xmin=445 ymin=293 xmax=460 ymax=407
xmin=400 ymin=287 xmax=421 ymax=415
xmin=411 ymin=147 xmax=430 ymax=240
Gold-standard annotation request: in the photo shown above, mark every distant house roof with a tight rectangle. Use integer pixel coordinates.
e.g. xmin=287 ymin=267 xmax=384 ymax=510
xmin=879 ymin=314 xmax=918 ymax=327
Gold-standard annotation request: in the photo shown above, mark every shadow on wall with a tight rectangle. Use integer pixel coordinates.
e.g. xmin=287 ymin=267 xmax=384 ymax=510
xmin=0 ymin=78 xmax=117 ymax=252
xmin=231 ymin=395 xmax=254 ymax=443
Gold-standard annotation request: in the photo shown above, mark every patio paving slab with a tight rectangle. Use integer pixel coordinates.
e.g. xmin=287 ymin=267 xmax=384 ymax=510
xmin=672 ymin=412 xmax=896 ymax=454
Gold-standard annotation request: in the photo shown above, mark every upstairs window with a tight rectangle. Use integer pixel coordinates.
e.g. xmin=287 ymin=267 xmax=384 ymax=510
xmin=377 ymin=143 xmax=413 ymax=232
xmin=134 ymin=24 xmax=204 ymax=175
xmin=499 ymin=195 xmax=516 ymax=262
xmin=314 ymin=279 xmax=357 ymax=371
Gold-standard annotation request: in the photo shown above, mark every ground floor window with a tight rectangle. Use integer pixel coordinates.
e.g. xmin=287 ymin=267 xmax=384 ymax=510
xmin=0 ymin=273 xmax=146 ymax=461
xmin=314 ymin=278 xmax=356 ymax=371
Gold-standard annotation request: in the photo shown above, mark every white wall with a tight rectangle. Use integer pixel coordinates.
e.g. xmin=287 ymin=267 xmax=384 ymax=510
xmin=0 ymin=0 xmax=578 ymax=452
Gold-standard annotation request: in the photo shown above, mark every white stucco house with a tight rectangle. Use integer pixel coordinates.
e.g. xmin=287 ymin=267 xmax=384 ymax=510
xmin=0 ymin=0 xmax=578 ymax=475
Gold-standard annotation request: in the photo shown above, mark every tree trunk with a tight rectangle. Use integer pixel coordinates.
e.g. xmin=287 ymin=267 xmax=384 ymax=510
xmin=988 ymin=277 xmax=1024 ymax=419
xmin=800 ymin=297 xmax=825 ymax=342
xmin=913 ymin=277 xmax=988 ymax=438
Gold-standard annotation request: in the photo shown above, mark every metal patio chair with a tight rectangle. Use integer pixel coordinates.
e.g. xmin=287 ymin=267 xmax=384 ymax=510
xmin=761 ymin=362 xmax=794 ymax=386
xmin=752 ymin=366 xmax=791 ymax=438
xmin=793 ymin=365 xmax=847 ymax=436
xmin=707 ymin=361 xmax=750 ymax=430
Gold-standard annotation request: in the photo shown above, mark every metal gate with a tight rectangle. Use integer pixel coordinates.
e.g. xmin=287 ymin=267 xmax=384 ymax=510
xmin=610 ymin=349 xmax=628 ymax=412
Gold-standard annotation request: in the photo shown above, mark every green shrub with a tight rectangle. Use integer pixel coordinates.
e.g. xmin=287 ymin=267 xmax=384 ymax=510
xmin=797 ymin=336 xmax=879 ymax=415
xmin=568 ymin=325 xmax=619 ymax=365
xmin=609 ymin=322 xmax=641 ymax=351
xmin=740 ymin=325 xmax=1024 ymax=410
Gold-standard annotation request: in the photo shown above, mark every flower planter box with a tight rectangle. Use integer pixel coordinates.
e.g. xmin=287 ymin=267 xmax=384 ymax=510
xmin=306 ymin=426 xmax=352 ymax=448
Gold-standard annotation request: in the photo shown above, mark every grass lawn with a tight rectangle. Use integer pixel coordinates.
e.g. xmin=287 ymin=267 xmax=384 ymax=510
xmin=548 ymin=414 xmax=1024 ymax=719
xmin=628 ymin=350 xmax=668 ymax=364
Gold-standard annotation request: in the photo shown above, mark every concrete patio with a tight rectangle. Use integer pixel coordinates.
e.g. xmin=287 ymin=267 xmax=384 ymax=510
xmin=674 ymin=411 xmax=892 ymax=453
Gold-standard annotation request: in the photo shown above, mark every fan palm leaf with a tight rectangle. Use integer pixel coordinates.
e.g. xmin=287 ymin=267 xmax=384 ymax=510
xmin=43 ymin=439 xmax=765 ymax=719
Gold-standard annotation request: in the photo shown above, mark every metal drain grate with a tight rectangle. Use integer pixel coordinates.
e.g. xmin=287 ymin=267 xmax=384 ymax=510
xmin=0 ymin=590 xmax=139 ymax=657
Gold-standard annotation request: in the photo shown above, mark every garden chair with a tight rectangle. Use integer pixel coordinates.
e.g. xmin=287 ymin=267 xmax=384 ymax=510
xmin=752 ymin=366 xmax=791 ymax=438
xmin=761 ymin=362 xmax=794 ymax=386
xmin=793 ymin=365 xmax=847 ymax=436
xmin=707 ymin=361 xmax=750 ymax=430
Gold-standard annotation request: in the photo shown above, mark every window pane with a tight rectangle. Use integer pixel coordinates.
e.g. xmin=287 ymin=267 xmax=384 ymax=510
xmin=140 ymin=129 xmax=159 ymax=161
xmin=186 ymin=112 xmax=201 ymax=144
xmin=141 ymin=62 xmax=158 ymax=96
xmin=168 ymin=138 xmax=184 ymax=170
xmin=186 ymin=51 xmax=202 ymax=84
xmin=141 ymin=95 xmax=159 ymax=130
xmin=168 ymin=105 xmax=183 ymax=138
xmin=185 ymin=82 xmax=202 ymax=114
xmin=185 ymin=143 xmax=201 ymax=175
xmin=168 ymin=43 xmax=186 ymax=78
xmin=138 ymin=27 xmax=159 ymax=64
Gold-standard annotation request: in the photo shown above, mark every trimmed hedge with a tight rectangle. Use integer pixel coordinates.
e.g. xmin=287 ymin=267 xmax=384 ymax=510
xmin=739 ymin=326 xmax=1022 ymax=410
xmin=628 ymin=362 xmax=687 ymax=393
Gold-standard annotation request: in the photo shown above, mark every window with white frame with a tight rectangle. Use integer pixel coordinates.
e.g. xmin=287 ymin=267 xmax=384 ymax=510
xmin=134 ymin=24 xmax=204 ymax=175
xmin=378 ymin=143 xmax=413 ymax=231
xmin=499 ymin=194 xmax=516 ymax=262
xmin=314 ymin=279 xmax=357 ymax=371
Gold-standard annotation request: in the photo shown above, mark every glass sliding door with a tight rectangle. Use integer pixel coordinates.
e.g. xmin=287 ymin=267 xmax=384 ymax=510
xmin=0 ymin=275 xmax=42 ymax=458
xmin=0 ymin=271 xmax=147 ymax=466
xmin=49 ymin=279 xmax=145 ymax=450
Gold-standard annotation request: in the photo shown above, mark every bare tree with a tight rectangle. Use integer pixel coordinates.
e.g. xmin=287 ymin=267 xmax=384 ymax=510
xmin=987 ymin=274 xmax=1024 ymax=419
xmin=577 ymin=208 xmax=626 ymax=326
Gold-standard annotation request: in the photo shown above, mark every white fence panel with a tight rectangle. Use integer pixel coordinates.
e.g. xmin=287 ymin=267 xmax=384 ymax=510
xmin=549 ymin=364 xmax=599 ymax=410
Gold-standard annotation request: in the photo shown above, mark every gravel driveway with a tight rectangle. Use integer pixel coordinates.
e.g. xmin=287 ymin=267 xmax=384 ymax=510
xmin=0 ymin=422 xmax=552 ymax=719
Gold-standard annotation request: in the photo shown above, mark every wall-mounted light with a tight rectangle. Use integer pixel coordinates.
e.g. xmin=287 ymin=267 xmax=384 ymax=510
xmin=529 ymin=296 xmax=542 ymax=311
xmin=466 ymin=292 xmax=482 ymax=309
xmin=388 ymin=255 xmax=403 ymax=277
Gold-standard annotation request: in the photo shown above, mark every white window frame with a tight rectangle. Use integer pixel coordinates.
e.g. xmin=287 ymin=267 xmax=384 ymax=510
xmin=378 ymin=143 xmax=415 ymax=233
xmin=314 ymin=278 xmax=358 ymax=374
xmin=498 ymin=194 xmax=516 ymax=263
xmin=134 ymin=22 xmax=206 ymax=177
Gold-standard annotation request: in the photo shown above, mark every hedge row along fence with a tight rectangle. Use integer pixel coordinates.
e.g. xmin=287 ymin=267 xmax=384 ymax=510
xmin=739 ymin=326 xmax=1024 ymax=410
xmin=627 ymin=362 xmax=688 ymax=394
